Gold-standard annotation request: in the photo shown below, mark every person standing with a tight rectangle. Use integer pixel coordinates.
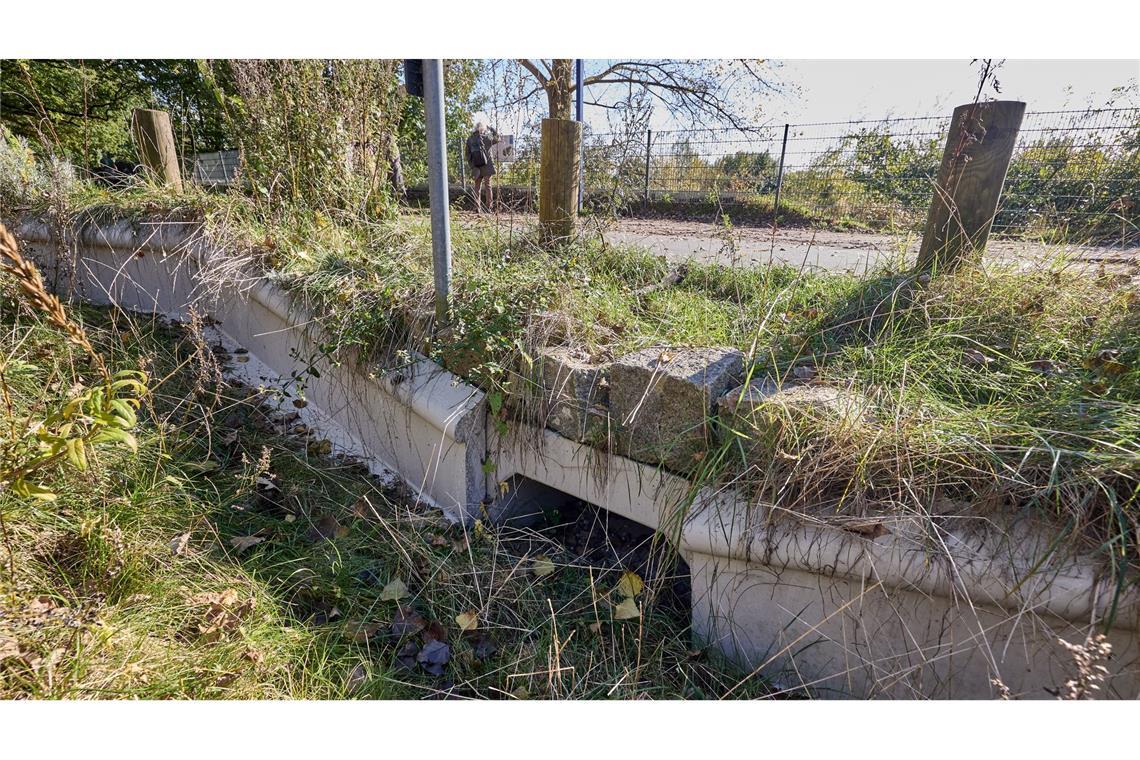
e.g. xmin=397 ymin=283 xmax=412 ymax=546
xmin=466 ymin=122 xmax=500 ymax=213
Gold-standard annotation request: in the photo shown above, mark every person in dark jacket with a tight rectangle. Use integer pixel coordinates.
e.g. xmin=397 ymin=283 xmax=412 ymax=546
xmin=467 ymin=122 xmax=499 ymax=213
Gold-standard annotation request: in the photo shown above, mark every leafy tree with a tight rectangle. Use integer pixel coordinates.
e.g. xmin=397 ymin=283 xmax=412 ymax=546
xmin=1 ymin=59 xmax=233 ymax=168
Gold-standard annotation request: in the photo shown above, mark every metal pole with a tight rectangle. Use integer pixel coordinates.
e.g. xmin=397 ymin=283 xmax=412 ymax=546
xmin=423 ymin=59 xmax=452 ymax=324
xmin=643 ymin=129 xmax=652 ymax=210
xmin=773 ymin=123 xmax=789 ymax=223
xmin=575 ymin=58 xmax=584 ymax=212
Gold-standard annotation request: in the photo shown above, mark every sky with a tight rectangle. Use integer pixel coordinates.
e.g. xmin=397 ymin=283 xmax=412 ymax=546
xmin=475 ymin=59 xmax=1139 ymax=137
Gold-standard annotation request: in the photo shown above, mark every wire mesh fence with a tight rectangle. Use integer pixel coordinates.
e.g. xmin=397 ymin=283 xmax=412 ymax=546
xmin=581 ymin=107 xmax=1140 ymax=242
xmin=424 ymin=107 xmax=1138 ymax=243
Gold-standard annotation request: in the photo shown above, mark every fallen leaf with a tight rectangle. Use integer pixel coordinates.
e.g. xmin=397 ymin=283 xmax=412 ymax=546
xmin=351 ymin=497 xmax=377 ymax=521
xmin=422 ymin=620 xmax=449 ymax=644
xmin=841 ymin=520 xmax=891 ymax=539
xmin=228 ymin=534 xmax=266 ymax=554
xmin=283 ymin=513 xmax=296 ymax=523
xmin=615 ymin=571 xmax=645 ymax=598
xmin=0 ymin=636 xmax=21 ymax=662
xmin=343 ymin=620 xmax=381 ymax=643
xmin=214 ymin=672 xmax=239 ymax=687
xmin=963 ymin=348 xmax=994 ymax=366
xmin=190 ymin=588 xmax=256 ymax=642
xmin=390 ymin=606 xmax=427 ymax=637
xmin=170 ymin=532 xmax=190 ymax=556
xmin=469 ymin=633 xmax=497 ymax=661
xmin=255 ymin=476 xmax=279 ymax=492
xmin=308 ymin=514 xmax=349 ymax=542
xmin=1027 ymin=359 xmax=1061 ymax=375
xmin=395 ymin=641 xmax=420 ymax=672
xmin=532 ymin=556 xmax=556 ymax=578
xmin=429 ymin=533 xmax=449 ymax=548
xmin=417 ymin=639 xmax=451 ymax=676
xmin=588 ymin=622 xmax=603 ymax=635
xmin=455 ymin=610 xmax=479 ymax=632
xmin=345 ymin=663 xmax=368 ymax=693
xmin=242 ymin=649 xmax=264 ymax=664
xmin=380 ymin=578 xmax=410 ymax=602
xmin=612 ymin=597 xmax=641 ymax=621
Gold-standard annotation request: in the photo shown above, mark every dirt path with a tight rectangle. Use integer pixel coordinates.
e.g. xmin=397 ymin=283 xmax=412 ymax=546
xmin=602 ymin=217 xmax=1140 ymax=273
xmin=444 ymin=210 xmax=1138 ymax=274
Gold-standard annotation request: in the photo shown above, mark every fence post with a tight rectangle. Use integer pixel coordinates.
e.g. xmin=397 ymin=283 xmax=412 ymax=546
xmin=773 ymin=123 xmax=789 ymax=224
xmin=643 ymin=129 xmax=652 ymax=210
xmin=131 ymin=109 xmax=183 ymax=191
xmin=916 ymin=100 xmax=1026 ymax=273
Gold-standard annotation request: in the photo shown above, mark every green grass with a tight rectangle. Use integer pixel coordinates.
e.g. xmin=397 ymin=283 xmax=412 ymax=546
xmin=0 ymin=298 xmax=769 ymax=699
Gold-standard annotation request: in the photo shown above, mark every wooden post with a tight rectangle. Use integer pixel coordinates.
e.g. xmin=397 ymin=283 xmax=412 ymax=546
xmin=916 ymin=100 xmax=1025 ymax=273
xmin=131 ymin=109 xmax=183 ymax=191
xmin=539 ymin=118 xmax=583 ymax=241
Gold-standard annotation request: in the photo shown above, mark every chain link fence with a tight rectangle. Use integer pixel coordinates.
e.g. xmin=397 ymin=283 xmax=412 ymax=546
xmin=438 ymin=107 xmax=1138 ymax=244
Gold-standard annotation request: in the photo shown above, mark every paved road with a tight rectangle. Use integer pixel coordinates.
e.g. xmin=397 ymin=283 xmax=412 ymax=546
xmin=448 ymin=211 xmax=1138 ymax=274
xmin=602 ymin=217 xmax=1140 ymax=274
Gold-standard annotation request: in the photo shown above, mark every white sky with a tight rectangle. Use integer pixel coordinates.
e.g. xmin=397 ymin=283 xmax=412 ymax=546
xmin=476 ymin=59 xmax=1139 ymax=137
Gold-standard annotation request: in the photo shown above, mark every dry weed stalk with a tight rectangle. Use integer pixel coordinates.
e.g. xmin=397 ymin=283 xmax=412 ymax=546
xmin=0 ymin=222 xmax=106 ymax=380
xmin=1056 ymin=633 xmax=1112 ymax=700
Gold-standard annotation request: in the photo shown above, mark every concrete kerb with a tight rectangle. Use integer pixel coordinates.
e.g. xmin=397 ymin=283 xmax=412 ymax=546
xmin=13 ymin=216 xmax=1140 ymax=698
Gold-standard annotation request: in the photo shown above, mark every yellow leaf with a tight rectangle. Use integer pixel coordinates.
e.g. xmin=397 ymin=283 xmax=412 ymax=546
xmin=615 ymin=571 xmax=644 ymax=598
xmin=532 ymin=556 xmax=556 ymax=578
xmin=612 ymin=597 xmax=640 ymax=621
xmin=455 ymin=609 xmax=479 ymax=632
xmin=380 ymin=578 xmax=409 ymax=602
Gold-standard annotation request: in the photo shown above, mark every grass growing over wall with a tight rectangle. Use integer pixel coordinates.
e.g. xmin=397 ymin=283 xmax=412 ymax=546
xmin=0 ymin=294 xmax=767 ymax=699
xmin=261 ymin=211 xmax=1140 ymax=579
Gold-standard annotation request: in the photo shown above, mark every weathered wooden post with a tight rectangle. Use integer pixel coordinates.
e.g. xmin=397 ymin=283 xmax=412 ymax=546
xmin=539 ymin=117 xmax=583 ymax=241
xmin=915 ymin=100 xmax=1025 ymax=272
xmin=130 ymin=109 xmax=183 ymax=191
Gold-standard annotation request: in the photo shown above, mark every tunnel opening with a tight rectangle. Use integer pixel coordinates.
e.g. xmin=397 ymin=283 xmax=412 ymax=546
xmin=491 ymin=475 xmax=691 ymax=616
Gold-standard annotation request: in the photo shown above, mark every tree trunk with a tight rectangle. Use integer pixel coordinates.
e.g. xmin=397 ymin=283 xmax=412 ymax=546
xmin=544 ymin=59 xmax=575 ymax=121
xmin=539 ymin=117 xmax=582 ymax=241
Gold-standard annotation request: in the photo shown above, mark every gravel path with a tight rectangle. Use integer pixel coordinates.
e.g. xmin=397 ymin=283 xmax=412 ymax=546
xmin=602 ymin=217 xmax=1140 ymax=273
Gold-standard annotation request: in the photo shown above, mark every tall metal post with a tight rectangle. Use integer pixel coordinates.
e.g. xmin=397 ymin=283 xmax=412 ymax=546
xmin=643 ymin=129 xmax=652 ymax=210
xmin=423 ymin=60 xmax=452 ymax=324
xmin=575 ymin=58 xmax=585 ymax=212
xmin=773 ymin=123 xmax=789 ymax=223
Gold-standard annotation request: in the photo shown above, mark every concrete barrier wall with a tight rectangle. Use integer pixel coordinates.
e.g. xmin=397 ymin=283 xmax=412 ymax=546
xmin=13 ymin=216 xmax=1140 ymax=699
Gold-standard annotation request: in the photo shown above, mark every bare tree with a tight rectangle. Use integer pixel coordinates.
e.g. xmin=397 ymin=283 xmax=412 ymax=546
xmin=511 ymin=59 xmax=778 ymax=129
